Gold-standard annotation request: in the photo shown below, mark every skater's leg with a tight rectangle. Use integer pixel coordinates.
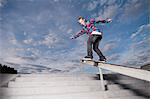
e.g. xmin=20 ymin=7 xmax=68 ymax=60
xmin=93 ymin=35 xmax=106 ymax=60
xmin=86 ymin=36 xmax=93 ymax=58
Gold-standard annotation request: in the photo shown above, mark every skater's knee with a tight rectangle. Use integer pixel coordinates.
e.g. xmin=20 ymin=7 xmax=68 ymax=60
xmin=93 ymin=47 xmax=98 ymax=51
xmin=87 ymin=40 xmax=92 ymax=44
xmin=87 ymin=43 xmax=92 ymax=47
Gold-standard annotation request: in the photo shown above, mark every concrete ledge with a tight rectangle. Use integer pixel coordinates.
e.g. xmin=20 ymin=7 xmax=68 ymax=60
xmin=81 ymin=60 xmax=150 ymax=81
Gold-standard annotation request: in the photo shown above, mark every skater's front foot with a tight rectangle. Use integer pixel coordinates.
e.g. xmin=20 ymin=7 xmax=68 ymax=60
xmin=99 ymin=57 xmax=106 ymax=63
xmin=83 ymin=56 xmax=93 ymax=61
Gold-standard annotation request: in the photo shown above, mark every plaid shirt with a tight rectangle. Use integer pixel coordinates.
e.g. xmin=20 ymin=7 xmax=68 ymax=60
xmin=73 ymin=18 xmax=110 ymax=39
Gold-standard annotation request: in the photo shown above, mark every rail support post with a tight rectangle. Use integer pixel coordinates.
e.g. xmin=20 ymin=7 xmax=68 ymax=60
xmin=98 ymin=66 xmax=105 ymax=91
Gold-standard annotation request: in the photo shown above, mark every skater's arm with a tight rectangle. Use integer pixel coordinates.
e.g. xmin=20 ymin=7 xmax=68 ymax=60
xmin=95 ymin=18 xmax=112 ymax=24
xmin=72 ymin=30 xmax=85 ymax=39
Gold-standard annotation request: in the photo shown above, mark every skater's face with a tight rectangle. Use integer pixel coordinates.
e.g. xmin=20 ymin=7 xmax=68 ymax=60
xmin=78 ymin=18 xmax=85 ymax=26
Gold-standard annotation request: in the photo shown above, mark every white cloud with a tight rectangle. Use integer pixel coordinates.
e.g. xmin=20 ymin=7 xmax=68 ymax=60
xmin=8 ymin=34 xmax=18 ymax=45
xmin=118 ymin=47 xmax=150 ymax=67
xmin=0 ymin=46 xmax=25 ymax=65
xmin=99 ymin=0 xmax=107 ymax=6
xmin=23 ymin=38 xmax=33 ymax=44
xmin=0 ymin=0 xmax=6 ymax=7
xmin=86 ymin=0 xmax=149 ymax=22
xmin=85 ymin=1 xmax=99 ymax=11
xmin=36 ymin=10 xmax=53 ymax=24
xmin=83 ymin=0 xmax=119 ymax=18
xmin=38 ymin=33 xmax=60 ymax=48
xmin=98 ymin=4 xmax=118 ymax=19
xmin=102 ymin=41 xmax=118 ymax=52
xmin=107 ymin=0 xmax=117 ymax=5
xmin=53 ymin=0 xmax=59 ymax=2
xmin=120 ymin=0 xmax=149 ymax=20
xmin=130 ymin=24 xmax=150 ymax=39
xmin=27 ymin=48 xmax=40 ymax=56
xmin=116 ymin=24 xmax=150 ymax=67
xmin=58 ymin=24 xmax=68 ymax=32
xmin=67 ymin=28 xmax=73 ymax=34
xmin=4 ymin=56 xmax=26 ymax=64
xmin=107 ymin=53 xmax=120 ymax=61
xmin=0 ymin=32 xmax=19 ymax=58
xmin=23 ymin=32 xmax=27 ymax=36
xmin=0 ymin=30 xmax=34 ymax=66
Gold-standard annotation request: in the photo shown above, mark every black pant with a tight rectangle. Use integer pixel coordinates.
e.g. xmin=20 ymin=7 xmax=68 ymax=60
xmin=87 ymin=35 xmax=105 ymax=59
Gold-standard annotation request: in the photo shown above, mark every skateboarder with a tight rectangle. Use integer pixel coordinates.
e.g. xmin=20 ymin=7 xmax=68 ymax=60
xmin=71 ymin=16 xmax=112 ymax=62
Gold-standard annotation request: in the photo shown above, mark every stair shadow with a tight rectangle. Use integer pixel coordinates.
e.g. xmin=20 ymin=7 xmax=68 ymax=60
xmin=101 ymin=74 xmax=150 ymax=99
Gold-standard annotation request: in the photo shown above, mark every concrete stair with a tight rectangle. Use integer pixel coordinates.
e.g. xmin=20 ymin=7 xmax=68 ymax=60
xmin=0 ymin=91 xmax=146 ymax=99
xmin=8 ymin=80 xmax=102 ymax=87
xmin=8 ymin=81 xmax=147 ymax=90
xmin=14 ymin=76 xmax=97 ymax=82
xmin=0 ymin=74 xmax=148 ymax=99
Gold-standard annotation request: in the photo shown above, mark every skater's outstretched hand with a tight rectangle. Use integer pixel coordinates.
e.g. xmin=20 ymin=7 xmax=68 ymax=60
xmin=106 ymin=18 xmax=112 ymax=23
xmin=70 ymin=36 xmax=75 ymax=39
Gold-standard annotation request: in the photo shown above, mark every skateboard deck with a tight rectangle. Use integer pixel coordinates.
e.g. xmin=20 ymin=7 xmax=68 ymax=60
xmin=81 ymin=59 xmax=106 ymax=67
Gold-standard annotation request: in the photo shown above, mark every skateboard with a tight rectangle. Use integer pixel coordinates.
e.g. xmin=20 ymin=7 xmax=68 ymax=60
xmin=81 ymin=58 xmax=106 ymax=67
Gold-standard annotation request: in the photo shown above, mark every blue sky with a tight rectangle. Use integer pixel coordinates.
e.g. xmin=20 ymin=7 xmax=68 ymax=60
xmin=0 ymin=0 xmax=149 ymax=73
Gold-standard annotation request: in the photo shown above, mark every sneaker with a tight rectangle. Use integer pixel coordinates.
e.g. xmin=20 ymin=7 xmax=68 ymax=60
xmin=83 ymin=56 xmax=93 ymax=61
xmin=99 ymin=57 xmax=106 ymax=62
